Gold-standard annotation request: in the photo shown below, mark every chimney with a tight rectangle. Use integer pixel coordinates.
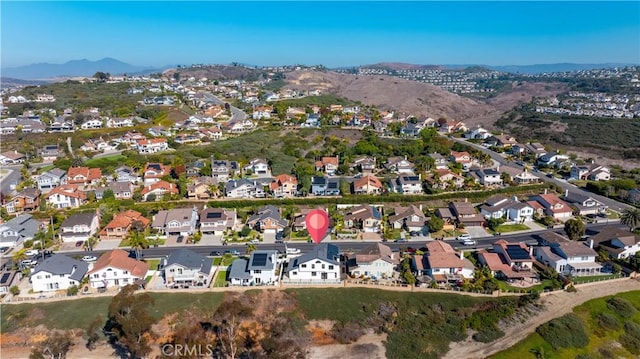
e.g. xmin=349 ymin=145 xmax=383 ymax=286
xmin=589 ymin=239 xmax=594 ymax=249
xmin=529 ymin=246 xmax=533 ymax=256
xmin=459 ymin=250 xmax=464 ymax=260
xmin=565 ymin=189 xmax=569 ymax=198
xmin=419 ymin=204 xmax=423 ymax=212
xmin=544 ymin=188 xmax=548 ymax=194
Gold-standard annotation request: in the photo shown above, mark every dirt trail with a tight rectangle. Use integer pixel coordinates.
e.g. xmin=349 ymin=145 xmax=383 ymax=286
xmin=444 ymin=278 xmax=640 ymax=359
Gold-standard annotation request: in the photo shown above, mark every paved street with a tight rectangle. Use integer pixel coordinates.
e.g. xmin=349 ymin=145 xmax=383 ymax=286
xmin=447 ymin=136 xmax=633 ymax=212
xmin=0 ymin=165 xmax=21 ymax=194
xmin=199 ymin=91 xmax=247 ymax=121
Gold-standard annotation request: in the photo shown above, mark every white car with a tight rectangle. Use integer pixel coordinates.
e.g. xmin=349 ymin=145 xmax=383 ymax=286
xmin=456 ymin=233 xmax=472 ymax=241
xmin=462 ymin=239 xmax=477 ymax=246
xmin=81 ymin=256 xmax=97 ymax=262
xmin=25 ymin=249 xmax=39 ymax=256
xmin=286 ymin=248 xmax=301 ymax=254
xmin=21 ymin=259 xmax=38 ymax=267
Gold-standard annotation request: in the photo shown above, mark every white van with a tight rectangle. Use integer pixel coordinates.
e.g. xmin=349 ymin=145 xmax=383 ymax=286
xmin=286 ymin=248 xmax=301 ymax=254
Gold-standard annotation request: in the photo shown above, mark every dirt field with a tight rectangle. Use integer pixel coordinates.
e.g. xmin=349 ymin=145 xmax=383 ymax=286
xmin=443 ymin=278 xmax=640 ymax=359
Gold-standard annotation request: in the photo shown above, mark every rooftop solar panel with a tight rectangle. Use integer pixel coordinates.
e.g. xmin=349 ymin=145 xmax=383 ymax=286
xmin=251 ymin=253 xmax=268 ymax=267
xmin=206 ymin=212 xmax=222 ymax=219
xmin=506 ymin=245 xmax=530 ymax=260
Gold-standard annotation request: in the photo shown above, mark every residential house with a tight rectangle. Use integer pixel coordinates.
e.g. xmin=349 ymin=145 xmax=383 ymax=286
xmin=315 ymin=157 xmax=339 ymax=176
xmin=252 ymin=106 xmax=273 ymax=120
xmin=162 ymin=248 xmax=213 ymax=287
xmin=530 ymin=193 xmax=573 ymax=220
xmin=478 ymin=241 xmax=536 ymax=281
xmin=3 ymin=188 xmax=40 ymax=214
xmin=247 ymin=205 xmax=289 ymax=234
xmin=431 ymin=153 xmax=449 ymax=170
xmin=199 ymin=208 xmax=237 ymax=235
xmin=143 ymin=163 xmax=171 ymax=185
xmin=187 ymin=177 xmax=215 ymax=200
xmin=0 ymin=265 xmax=21 ymax=294
xmin=244 ymin=158 xmax=271 ymax=177
xmin=198 ymin=126 xmax=223 ymax=140
xmin=36 ymin=168 xmax=67 ymax=192
xmin=96 ymin=181 xmax=133 ymax=200
xmin=59 ymin=212 xmax=99 ymax=243
xmin=229 ymin=250 xmax=279 ymax=286
xmin=537 ymin=152 xmax=570 ymax=168
xmin=114 ymin=166 xmax=139 ymax=184
xmin=30 ymin=255 xmax=88 ymax=292
xmin=563 ymin=191 xmax=607 ymax=216
xmin=570 ymin=164 xmax=611 ymax=181
xmin=99 ymin=210 xmax=149 ymax=240
xmin=428 ymin=169 xmax=465 ymax=190
xmin=349 ymin=156 xmax=376 ymax=174
xmin=348 ymin=243 xmax=398 ymax=279
xmin=136 ymin=138 xmax=168 ymax=154
xmin=523 ymin=142 xmax=547 ymax=158
xmin=439 ymin=119 xmax=467 ymax=133
xmin=385 ymin=156 xmax=415 ymax=174
xmin=478 ymin=195 xmax=535 ymax=223
xmin=311 ymin=176 xmax=340 ymax=196
xmin=491 ymin=134 xmax=517 ymax=148
xmin=43 ymin=185 xmax=87 ymax=209
xmin=224 ymin=118 xmax=256 ymax=134
xmin=39 ymin=144 xmax=62 ymax=162
xmin=353 ymin=175 xmax=384 ymax=195
xmin=225 ymin=179 xmax=265 ymax=198
xmin=141 ymin=180 xmax=179 ymax=201
xmin=80 ymin=118 xmax=103 ymax=129
xmin=270 ymin=174 xmax=298 ymax=198
xmin=412 ymin=241 xmax=475 ymax=281
xmin=344 ymin=205 xmax=382 ymax=233
xmin=186 ymin=160 xmax=206 ymax=177
xmin=66 ymin=167 xmax=102 ymax=186
xmin=174 ymin=133 xmax=201 ymax=145
xmin=591 ymin=226 xmax=640 ymax=260
xmin=534 ymin=240 xmax=601 ymax=276
xmin=87 ymin=249 xmax=149 ymax=288
xmin=450 ymin=201 xmax=485 ymax=227
xmin=106 ymin=117 xmax=134 ymax=128
xmin=0 ymin=214 xmax=44 ymax=247
xmin=472 ymin=168 xmax=503 ymax=187
xmin=211 ymin=160 xmax=239 ymax=182
xmin=152 ymin=207 xmax=199 ymax=236
xmin=464 ymin=126 xmax=491 ymax=140
xmin=450 ymin=151 xmax=474 ymax=170
xmin=393 ymin=175 xmax=423 ymax=195
xmin=285 ymin=243 xmax=341 ymax=283
xmin=388 ymin=205 xmax=429 ymax=233
xmin=0 ymin=150 xmax=26 ymax=165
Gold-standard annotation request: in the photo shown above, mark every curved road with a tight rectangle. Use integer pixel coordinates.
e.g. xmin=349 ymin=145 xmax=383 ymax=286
xmin=199 ymin=91 xmax=247 ymax=122
xmin=447 ymin=136 xmax=633 ymax=213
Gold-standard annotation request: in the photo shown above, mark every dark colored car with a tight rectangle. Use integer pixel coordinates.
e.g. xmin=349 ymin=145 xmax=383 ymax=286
xmin=210 ymin=251 xmax=222 ymax=256
xmin=394 ymin=239 xmax=408 ymax=243
xmin=75 ymin=240 xmax=84 ymax=247
xmin=176 ymin=235 xmax=184 ymax=243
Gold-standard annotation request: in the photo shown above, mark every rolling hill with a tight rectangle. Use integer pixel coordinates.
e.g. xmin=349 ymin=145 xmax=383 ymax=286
xmin=1 ymin=58 xmax=159 ymax=79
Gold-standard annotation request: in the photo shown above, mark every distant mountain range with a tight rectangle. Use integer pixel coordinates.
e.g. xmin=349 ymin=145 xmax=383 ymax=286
xmin=3 ymin=58 xmax=638 ymax=80
xmin=0 ymin=58 xmax=167 ymax=80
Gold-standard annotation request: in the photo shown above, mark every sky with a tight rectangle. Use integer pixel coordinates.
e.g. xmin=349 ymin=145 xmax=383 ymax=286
xmin=1 ymin=1 xmax=639 ymax=68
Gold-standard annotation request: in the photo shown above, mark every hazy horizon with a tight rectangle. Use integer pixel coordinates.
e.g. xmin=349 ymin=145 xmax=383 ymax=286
xmin=2 ymin=1 xmax=639 ymax=68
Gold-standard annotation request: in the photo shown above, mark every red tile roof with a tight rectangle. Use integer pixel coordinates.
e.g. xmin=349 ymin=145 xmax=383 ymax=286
xmin=87 ymin=249 xmax=149 ymax=278
xmin=141 ymin=180 xmax=179 ymax=195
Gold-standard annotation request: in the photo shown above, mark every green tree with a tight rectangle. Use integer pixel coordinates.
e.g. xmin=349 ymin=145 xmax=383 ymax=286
xmin=93 ymin=71 xmax=110 ymax=82
xmin=85 ymin=315 xmax=104 ymax=350
xmin=105 ymin=285 xmax=157 ymax=359
xmin=564 ymin=218 xmax=586 ymax=241
xmin=240 ymin=225 xmax=251 ymax=237
xmin=621 ymin=208 xmax=640 ymax=231
xmin=9 ymin=285 xmax=20 ymax=295
xmin=400 ymin=255 xmax=416 ymax=285
xmin=428 ymin=215 xmax=444 ymax=233
xmin=102 ymin=189 xmax=115 ymax=200
xmin=246 ymin=243 xmax=257 ymax=254
xmin=487 ymin=217 xmax=506 ymax=231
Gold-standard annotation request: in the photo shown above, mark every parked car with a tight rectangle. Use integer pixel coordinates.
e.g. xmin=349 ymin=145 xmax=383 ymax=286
xmin=25 ymin=249 xmax=39 ymax=256
xmin=176 ymin=235 xmax=184 ymax=243
xmin=0 ymin=247 xmax=9 ymax=253
xmin=456 ymin=233 xmax=472 ymax=241
xmin=275 ymin=239 xmax=284 ymax=244
xmin=286 ymin=248 xmax=301 ymax=254
xmin=81 ymin=256 xmax=97 ymax=262
xmin=21 ymin=259 xmax=38 ymax=267
xmin=224 ymin=250 xmax=241 ymax=256
xmin=462 ymin=239 xmax=477 ymax=246
xmin=394 ymin=239 xmax=408 ymax=243
xmin=210 ymin=251 xmax=222 ymax=256
xmin=75 ymin=241 xmax=84 ymax=248
xmin=247 ymin=239 xmax=260 ymax=244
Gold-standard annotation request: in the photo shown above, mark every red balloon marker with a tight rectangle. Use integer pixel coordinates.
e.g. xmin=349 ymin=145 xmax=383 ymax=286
xmin=306 ymin=209 xmax=329 ymax=244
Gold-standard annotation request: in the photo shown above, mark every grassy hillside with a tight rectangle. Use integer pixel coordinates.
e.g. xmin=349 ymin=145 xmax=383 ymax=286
xmin=490 ymin=290 xmax=640 ymax=359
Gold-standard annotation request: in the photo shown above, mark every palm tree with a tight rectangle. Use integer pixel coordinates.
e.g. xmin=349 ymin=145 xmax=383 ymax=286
xmin=245 ymin=243 xmax=257 ymax=255
xmin=621 ymin=208 xmax=640 ymax=231
xmin=12 ymin=248 xmax=27 ymax=265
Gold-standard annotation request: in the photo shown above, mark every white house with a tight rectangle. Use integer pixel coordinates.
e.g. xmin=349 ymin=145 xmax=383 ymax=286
xmin=285 ymin=243 xmax=341 ymax=283
xmin=394 ymin=175 xmax=423 ymax=195
xmin=59 ymin=212 xmax=99 ymax=243
xmin=36 ymin=168 xmax=67 ymax=192
xmin=162 ymin=249 xmax=213 ymax=287
xmin=349 ymin=243 xmax=398 ymax=279
xmin=87 ymin=249 xmax=149 ymax=289
xmin=107 ymin=117 xmax=134 ymax=128
xmin=412 ymin=241 xmax=475 ymax=281
xmin=534 ymin=240 xmax=602 ymax=277
xmin=30 ymin=255 xmax=88 ymax=292
xmin=244 ymin=158 xmax=271 ymax=176
xmin=225 ymin=179 xmax=265 ymax=198
xmin=592 ymin=226 xmax=640 ymax=260
xmin=136 ymin=138 xmax=168 ymax=154
xmin=151 ymin=207 xmax=199 ymax=236
xmin=80 ymin=118 xmax=103 ymax=129
xmin=229 ymin=250 xmax=279 ymax=286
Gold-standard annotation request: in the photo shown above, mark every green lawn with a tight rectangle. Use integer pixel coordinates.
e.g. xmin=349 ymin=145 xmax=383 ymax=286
xmin=213 ymin=270 xmax=228 ymax=287
xmin=490 ymin=290 xmax=640 ymax=359
xmin=493 ymin=224 xmax=530 ymax=233
xmin=497 ymin=279 xmax=557 ymax=293
xmin=83 ymin=154 xmax=126 ymax=168
xmin=571 ymin=274 xmax=622 ymax=284
xmin=213 ymin=256 xmax=236 ymax=266
xmin=144 ymin=259 xmax=160 ymax=270
xmin=0 ymin=292 xmax=225 ymax=333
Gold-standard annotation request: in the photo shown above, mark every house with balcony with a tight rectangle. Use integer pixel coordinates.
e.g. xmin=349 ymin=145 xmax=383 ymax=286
xmin=530 ymin=193 xmax=573 ymax=220
xmin=59 ymin=212 xmax=99 ymax=243
xmin=142 ymin=163 xmax=171 ymax=185
xmin=570 ymin=164 xmax=611 ymax=181
xmin=478 ymin=195 xmax=534 ymax=223
xmin=347 ymin=243 xmax=398 ymax=279
xmin=591 ymin=226 xmax=640 ymax=260
xmin=161 ymin=249 xmax=213 ymax=287
xmin=229 ymin=250 xmax=279 ymax=286
xmin=0 ymin=150 xmax=26 ymax=165
xmin=478 ymin=240 xmax=536 ymax=281
xmin=450 ymin=151 xmax=474 ymax=170
xmin=315 ymin=157 xmax=339 ymax=176
xmin=534 ymin=239 xmax=601 ymax=277
xmin=152 ymin=207 xmax=199 ymax=236
xmin=36 ymin=168 xmax=67 ymax=192
xmin=211 ymin=160 xmax=239 ymax=182
xmin=43 ymin=185 xmax=87 ymax=209
xmin=412 ymin=241 xmax=475 ymax=282
xmin=270 ymin=174 xmax=298 ymax=198
xmin=247 ymin=205 xmax=289 ymax=234
xmin=87 ymin=249 xmax=149 ymax=289
xmin=311 ymin=176 xmax=340 ymax=196
xmin=225 ymin=179 xmax=264 ymax=198
xmin=285 ymin=243 xmax=341 ymax=283
xmin=430 ymin=153 xmax=449 ymax=170
xmin=39 ymin=144 xmax=63 ymax=162
xmin=353 ymin=175 xmax=383 ymax=195
xmin=344 ymin=205 xmax=382 ymax=233
xmin=244 ymin=158 xmax=271 ymax=177
xmin=349 ymin=156 xmax=376 ymax=174
xmin=141 ymin=180 xmax=179 ymax=201
xmin=136 ymin=138 xmax=168 ymax=154
xmin=393 ymin=175 xmax=423 ymax=195
xmin=3 ymin=188 xmax=40 ymax=214
xmin=95 ymin=181 xmax=133 ymax=200
xmin=199 ymin=208 xmax=237 ymax=235
xmin=471 ymin=168 xmax=503 ymax=187
xmin=563 ymin=192 xmax=607 ymax=216
xmin=99 ymin=210 xmax=149 ymax=240
xmin=449 ymin=201 xmax=485 ymax=227
xmin=0 ymin=214 xmax=44 ymax=248
xmin=385 ymin=156 xmax=415 ymax=174
xmin=388 ymin=205 xmax=428 ymax=233
xmin=66 ymin=167 xmax=102 ymax=186
xmin=30 ymin=255 xmax=88 ymax=292
xmin=427 ymin=169 xmax=465 ymax=190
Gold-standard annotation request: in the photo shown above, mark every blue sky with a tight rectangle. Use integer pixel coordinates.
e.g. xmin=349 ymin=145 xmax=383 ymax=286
xmin=2 ymin=1 xmax=639 ymax=68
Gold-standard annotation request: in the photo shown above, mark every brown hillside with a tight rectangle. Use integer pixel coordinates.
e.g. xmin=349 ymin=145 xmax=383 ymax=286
xmin=167 ymin=65 xmax=266 ymax=81
xmin=486 ymin=81 xmax=569 ymax=112
xmin=284 ymin=70 xmax=502 ymax=127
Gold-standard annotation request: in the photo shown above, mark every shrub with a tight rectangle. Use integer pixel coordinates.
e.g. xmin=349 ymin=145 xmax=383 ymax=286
xmin=597 ymin=347 xmax=616 ymax=359
xmin=472 ymin=325 xmax=504 ymax=343
xmin=330 ymin=321 xmax=365 ymax=344
xmin=606 ymin=297 xmax=638 ymax=318
xmin=536 ymin=314 xmax=589 ymax=349
xmin=620 ymin=332 xmax=640 ymax=354
xmin=565 ymin=285 xmax=577 ymax=293
xmin=66 ymin=285 xmax=79 ymax=296
xmin=9 ymin=285 xmax=20 ymax=296
xmin=624 ymin=321 xmax=640 ymax=340
xmin=596 ymin=313 xmax=620 ymax=331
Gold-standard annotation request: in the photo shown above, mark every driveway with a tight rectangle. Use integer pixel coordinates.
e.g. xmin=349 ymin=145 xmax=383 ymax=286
xmin=262 ymin=232 xmax=276 ymax=243
xmin=464 ymin=226 xmax=490 ymax=239
xmin=94 ymin=240 xmax=122 ymax=251
xmin=198 ymin=234 xmax=223 ymax=245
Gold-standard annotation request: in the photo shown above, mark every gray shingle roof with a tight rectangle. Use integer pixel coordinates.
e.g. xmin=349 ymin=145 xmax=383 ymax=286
xmin=229 ymin=258 xmax=251 ymax=280
xmin=31 ymin=254 xmax=88 ymax=282
xmin=165 ymin=249 xmax=212 ymax=274
xmin=61 ymin=212 xmax=97 ymax=228
xmin=288 ymin=243 xmax=340 ymax=272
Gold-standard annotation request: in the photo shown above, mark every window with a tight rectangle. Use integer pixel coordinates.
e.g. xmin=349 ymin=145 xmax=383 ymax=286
xmin=311 ymin=264 xmax=315 ymax=269
xmin=322 ymin=264 xmax=325 ymax=269
xmin=93 ymin=274 xmax=99 ymax=279
xmin=254 ymin=270 xmax=262 ymax=274
xmin=328 ymin=265 xmax=334 ymax=270
xmin=581 ymin=256 xmax=588 ymax=261
xmin=311 ymin=272 xmax=317 ymax=276
xmin=301 ymin=264 xmax=306 ymax=268
xmin=45 ymin=275 xmax=51 ymax=279
xmin=123 ymin=271 xmax=128 ymax=275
